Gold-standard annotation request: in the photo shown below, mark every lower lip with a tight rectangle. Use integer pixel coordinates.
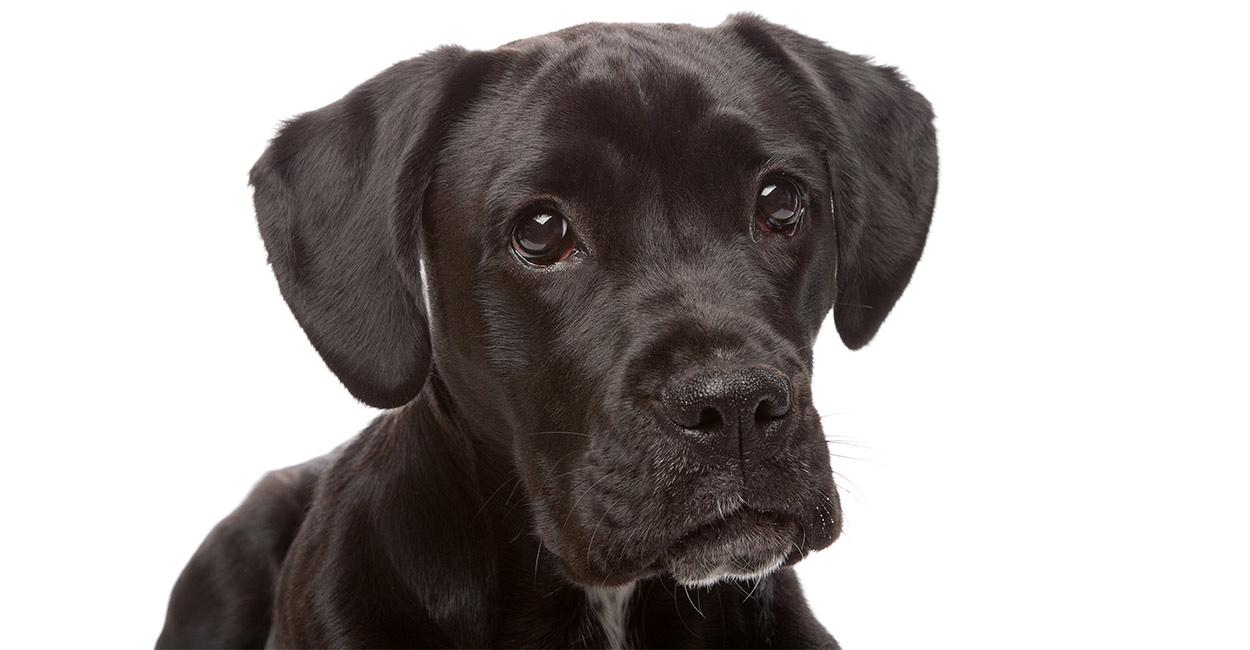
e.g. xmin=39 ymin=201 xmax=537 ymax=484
xmin=665 ymin=510 xmax=798 ymax=584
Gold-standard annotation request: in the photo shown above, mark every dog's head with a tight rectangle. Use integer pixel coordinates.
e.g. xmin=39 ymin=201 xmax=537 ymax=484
xmin=251 ymin=15 xmax=936 ymax=587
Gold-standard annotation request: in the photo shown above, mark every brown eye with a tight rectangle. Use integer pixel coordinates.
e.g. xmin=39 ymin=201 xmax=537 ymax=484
xmin=756 ymin=178 xmax=803 ymax=234
xmin=511 ymin=212 xmax=575 ymax=266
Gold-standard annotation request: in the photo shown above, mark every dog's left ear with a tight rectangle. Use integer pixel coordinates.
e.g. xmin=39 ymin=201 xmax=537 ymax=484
xmin=250 ymin=48 xmax=494 ymax=408
xmin=724 ymin=15 xmax=939 ymax=349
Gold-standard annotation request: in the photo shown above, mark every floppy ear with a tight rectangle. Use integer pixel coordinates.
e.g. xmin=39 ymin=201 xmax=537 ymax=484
xmin=250 ymin=47 xmax=492 ymax=408
xmin=724 ymin=15 xmax=939 ymax=349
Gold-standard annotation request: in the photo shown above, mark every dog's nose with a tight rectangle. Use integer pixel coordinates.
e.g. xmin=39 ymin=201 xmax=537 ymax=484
xmin=661 ymin=366 xmax=793 ymax=457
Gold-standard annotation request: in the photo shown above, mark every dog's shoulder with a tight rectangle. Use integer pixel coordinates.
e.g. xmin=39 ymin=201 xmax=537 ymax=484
xmin=156 ymin=454 xmax=330 ymax=648
xmin=271 ymin=401 xmax=507 ymax=647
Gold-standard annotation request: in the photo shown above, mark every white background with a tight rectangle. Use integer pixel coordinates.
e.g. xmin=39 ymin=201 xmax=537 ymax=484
xmin=2 ymin=2 xmax=1247 ymax=648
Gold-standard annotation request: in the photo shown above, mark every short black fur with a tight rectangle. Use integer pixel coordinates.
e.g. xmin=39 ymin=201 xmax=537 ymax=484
xmin=158 ymin=14 xmax=937 ymax=648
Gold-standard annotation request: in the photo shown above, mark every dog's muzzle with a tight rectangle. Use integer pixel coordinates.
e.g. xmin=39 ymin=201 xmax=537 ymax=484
xmin=655 ymin=365 xmax=813 ymax=585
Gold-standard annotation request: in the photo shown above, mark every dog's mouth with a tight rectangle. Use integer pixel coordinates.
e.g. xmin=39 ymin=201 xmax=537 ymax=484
xmin=663 ymin=508 xmax=800 ymax=587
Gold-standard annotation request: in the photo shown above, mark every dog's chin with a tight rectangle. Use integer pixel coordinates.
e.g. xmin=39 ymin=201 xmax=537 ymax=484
xmin=665 ymin=509 xmax=799 ymax=587
xmin=552 ymin=508 xmax=807 ymax=588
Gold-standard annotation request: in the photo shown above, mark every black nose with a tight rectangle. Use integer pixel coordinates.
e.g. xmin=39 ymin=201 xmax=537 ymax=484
xmin=661 ymin=366 xmax=793 ymax=458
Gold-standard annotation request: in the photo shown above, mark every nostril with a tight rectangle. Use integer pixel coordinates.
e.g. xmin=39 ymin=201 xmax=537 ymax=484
xmin=754 ymin=395 xmax=789 ymax=423
xmin=757 ymin=381 xmax=793 ymax=419
xmin=694 ymin=407 xmax=724 ymax=432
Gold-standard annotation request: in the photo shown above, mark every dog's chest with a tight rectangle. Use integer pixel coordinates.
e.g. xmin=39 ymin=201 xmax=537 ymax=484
xmin=583 ymin=585 xmax=635 ymax=649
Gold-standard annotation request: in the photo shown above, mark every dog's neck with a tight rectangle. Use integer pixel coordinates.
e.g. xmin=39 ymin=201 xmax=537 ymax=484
xmin=390 ymin=380 xmax=636 ymax=645
xmin=355 ymin=393 xmax=797 ymax=647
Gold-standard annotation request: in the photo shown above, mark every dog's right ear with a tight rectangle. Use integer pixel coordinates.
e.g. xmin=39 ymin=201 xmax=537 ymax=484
xmin=250 ymin=47 xmax=493 ymax=408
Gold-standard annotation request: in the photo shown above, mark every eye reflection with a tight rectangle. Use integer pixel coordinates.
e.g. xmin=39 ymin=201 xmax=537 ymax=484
xmin=756 ymin=178 xmax=803 ymax=234
xmin=512 ymin=212 xmax=575 ymax=266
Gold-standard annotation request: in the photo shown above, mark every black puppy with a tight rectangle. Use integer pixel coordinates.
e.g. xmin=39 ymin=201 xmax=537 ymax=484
xmin=158 ymin=14 xmax=936 ymax=648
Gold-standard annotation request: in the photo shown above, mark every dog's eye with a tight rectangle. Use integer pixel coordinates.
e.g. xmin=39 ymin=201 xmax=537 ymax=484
xmin=512 ymin=212 xmax=575 ymax=266
xmin=756 ymin=178 xmax=803 ymax=235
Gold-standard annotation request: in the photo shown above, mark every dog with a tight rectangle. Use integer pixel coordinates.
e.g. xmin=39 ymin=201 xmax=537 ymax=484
xmin=157 ymin=14 xmax=936 ymax=648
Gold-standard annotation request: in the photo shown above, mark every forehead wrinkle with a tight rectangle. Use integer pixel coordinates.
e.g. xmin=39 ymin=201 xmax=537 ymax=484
xmin=482 ymin=139 xmax=636 ymax=220
xmin=536 ymin=40 xmax=717 ymax=160
xmin=492 ymin=26 xmax=787 ymax=184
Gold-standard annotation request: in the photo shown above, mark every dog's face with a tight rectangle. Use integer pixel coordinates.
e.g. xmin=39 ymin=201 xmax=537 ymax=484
xmin=422 ymin=27 xmax=846 ymax=586
xmin=251 ymin=16 xmax=936 ymax=588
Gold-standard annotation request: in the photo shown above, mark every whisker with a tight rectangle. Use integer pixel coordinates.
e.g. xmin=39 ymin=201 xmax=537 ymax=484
xmin=503 ymin=478 xmax=523 ymax=507
xmin=532 ymin=542 xmax=543 ymax=591
xmin=825 ymin=439 xmax=877 ymax=452
xmin=825 ymin=438 xmax=882 ymax=466
xmin=586 ymin=495 xmax=626 ymax=567
xmin=548 ymin=464 xmax=591 ymax=481
xmin=683 ymin=586 xmax=705 ymax=618
xmin=833 ymin=471 xmax=868 ymax=508
xmin=742 ymin=576 xmax=764 ymax=602
xmin=469 ymin=476 xmax=519 ymax=525
xmin=535 ymin=448 xmax=587 ymax=492
xmin=560 ymin=472 xmax=614 ymax=529
xmin=497 ymin=135 xmax=548 ymax=156
xmin=525 ymin=430 xmax=593 ymax=439
xmin=671 ymin=580 xmax=698 ymax=637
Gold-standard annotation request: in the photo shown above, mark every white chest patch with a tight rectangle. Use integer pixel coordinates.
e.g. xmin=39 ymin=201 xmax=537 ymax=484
xmin=584 ymin=584 xmax=636 ymax=649
xmin=417 ymin=257 xmax=432 ymax=315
